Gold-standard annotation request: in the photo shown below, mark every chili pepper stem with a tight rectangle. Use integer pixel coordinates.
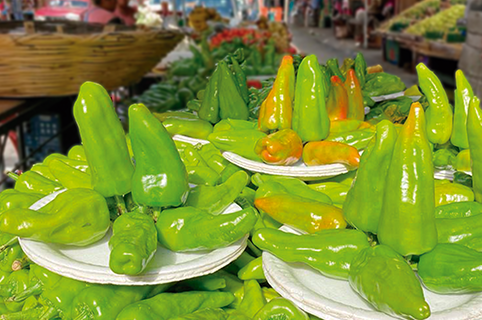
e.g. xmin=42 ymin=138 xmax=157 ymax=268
xmin=114 ymin=195 xmax=127 ymax=215
xmin=11 ymin=256 xmax=30 ymax=271
xmin=0 ymin=306 xmax=47 ymax=320
xmin=0 ymin=237 xmax=18 ymax=254
xmin=5 ymin=171 xmax=19 ymax=181
xmin=39 ymin=306 xmax=58 ymax=320
xmin=150 ymin=207 xmax=162 ymax=223
xmin=8 ymin=281 xmax=43 ymax=302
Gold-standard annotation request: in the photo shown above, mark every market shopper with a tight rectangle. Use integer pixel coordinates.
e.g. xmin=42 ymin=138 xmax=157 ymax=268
xmin=82 ymin=0 xmax=124 ymax=24
xmin=115 ymin=0 xmax=136 ymax=26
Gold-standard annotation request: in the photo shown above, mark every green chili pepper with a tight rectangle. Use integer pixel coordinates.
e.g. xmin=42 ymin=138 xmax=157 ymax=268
xmin=237 ymin=280 xmax=266 ymax=318
xmin=349 ymin=245 xmax=430 ymax=320
xmin=237 ymin=257 xmax=264 ymax=281
xmin=378 ymin=103 xmax=437 ymax=256
xmin=181 ymin=274 xmax=227 ymax=291
xmin=0 ymin=270 xmax=29 ymax=312
xmin=216 ymin=270 xmax=244 ymax=308
xmin=0 ymin=189 xmax=110 ymax=246
xmin=254 ymin=298 xmax=310 ymax=320
xmin=9 ymin=171 xmax=63 ymax=195
xmin=157 ymin=206 xmax=257 ymax=252
xmin=451 ymin=70 xmax=474 ymax=149
xmin=416 ymin=63 xmax=453 ymax=145
xmin=262 ymin=288 xmax=280 ymax=303
xmin=0 ymin=235 xmax=23 ymax=273
xmin=43 ymin=154 xmax=89 ymax=172
xmin=434 ymin=180 xmax=474 ymax=206
xmin=326 ymin=58 xmax=345 ymax=82
xmin=435 ymin=201 xmax=482 ymax=219
xmin=185 ymin=171 xmax=249 ymax=215
xmin=468 ymin=96 xmax=482 ymax=202
xmin=172 ymin=308 xmax=228 ymax=320
xmin=160 ymin=117 xmax=213 ymax=140
xmin=109 ymin=210 xmax=157 ymax=275
xmin=218 ymin=61 xmax=249 ymax=121
xmin=292 ymin=55 xmax=330 ymax=142
xmin=354 ymin=52 xmax=367 ymax=88
xmin=418 ymin=243 xmax=482 ymax=294
xmin=253 ymin=228 xmax=370 ymax=279
xmin=116 ymin=291 xmax=235 ymax=320
xmin=213 ymin=119 xmax=257 ymax=133
xmin=30 ymin=164 xmax=58 ymax=182
xmin=436 ymin=213 xmax=482 ymax=251
xmin=433 ymin=149 xmax=456 ymax=169
xmin=307 ymin=182 xmax=349 ymax=207
xmin=230 ymin=56 xmax=249 ymax=104
xmin=47 ymin=159 xmax=91 ymax=189
xmin=67 ymin=145 xmax=86 ymax=161
xmin=325 ymin=128 xmax=376 ymax=150
xmin=129 ymin=104 xmax=189 ymax=208
xmin=344 ymin=120 xmax=398 ymax=233
xmin=208 ymin=129 xmax=267 ymax=161
xmin=199 ymin=67 xmax=220 ymax=124
xmin=73 ymin=82 xmax=134 ymax=198
xmin=454 ymin=149 xmax=471 ymax=172
xmin=0 ymin=190 xmax=42 ymax=213
xmin=9 ymin=265 xmax=61 ymax=303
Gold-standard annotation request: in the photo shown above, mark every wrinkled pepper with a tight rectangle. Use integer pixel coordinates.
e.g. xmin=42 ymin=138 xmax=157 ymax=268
xmin=157 ymin=206 xmax=257 ymax=252
xmin=416 ymin=63 xmax=453 ymax=145
xmin=377 ymin=103 xmax=437 ymax=256
xmin=349 ymin=245 xmax=430 ymax=320
xmin=254 ymin=129 xmax=303 ymax=166
xmin=0 ymin=190 xmax=42 ymax=213
xmin=344 ymin=69 xmax=365 ymax=121
xmin=253 ymin=228 xmax=370 ymax=279
xmin=208 ymin=129 xmax=267 ymax=161
xmin=9 ymin=265 xmax=61 ymax=303
xmin=326 ymin=75 xmax=349 ymax=121
xmin=67 ymin=145 xmax=86 ymax=161
xmin=0 ymin=270 xmax=29 ymax=312
xmin=73 ymin=81 xmax=134 ymax=198
xmin=43 ymin=154 xmax=89 ymax=172
xmin=0 ymin=189 xmax=110 ymax=246
xmin=129 ymin=104 xmax=189 ymax=208
xmin=436 ymin=213 xmax=482 ymax=251
xmin=434 ymin=180 xmax=474 ymax=206
xmin=325 ymin=127 xmax=376 ymax=150
xmin=435 ymin=201 xmax=482 ymax=219
xmin=10 ymin=171 xmax=62 ymax=195
xmin=467 ymin=96 xmax=482 ymax=202
xmin=254 ymin=194 xmax=346 ymax=233
xmin=302 ymin=141 xmax=360 ymax=168
xmin=451 ymin=70 xmax=474 ymax=149
xmin=109 ymin=209 xmax=157 ymax=275
xmin=172 ymin=308 xmax=228 ymax=320
xmin=343 ymin=120 xmax=397 ymax=233
xmin=30 ymin=164 xmax=58 ymax=182
xmin=48 ymin=159 xmax=91 ymax=189
xmin=292 ymin=55 xmax=330 ymax=142
xmin=258 ymin=56 xmax=295 ymax=133
xmin=186 ymin=171 xmax=249 ymax=215
xmin=254 ymin=298 xmax=310 ymax=320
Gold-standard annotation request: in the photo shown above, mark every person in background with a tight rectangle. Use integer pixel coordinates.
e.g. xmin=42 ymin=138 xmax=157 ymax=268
xmin=82 ymin=0 xmax=124 ymax=24
xmin=115 ymin=0 xmax=136 ymax=26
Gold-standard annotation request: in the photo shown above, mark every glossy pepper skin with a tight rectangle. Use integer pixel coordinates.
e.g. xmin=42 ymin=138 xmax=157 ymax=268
xmin=292 ymin=55 xmax=330 ymax=142
xmin=467 ymin=96 xmax=482 ymax=202
xmin=434 ymin=180 xmax=474 ymax=206
xmin=12 ymin=171 xmax=63 ymax=195
xmin=0 ymin=234 xmax=23 ymax=273
xmin=30 ymin=164 xmax=58 ymax=182
xmin=48 ymin=159 xmax=91 ymax=189
xmin=178 ymin=144 xmax=221 ymax=186
xmin=237 ymin=280 xmax=266 ymax=318
xmin=186 ymin=171 xmax=249 ymax=215
xmin=344 ymin=120 xmax=397 ymax=233
xmin=307 ymin=182 xmax=349 ymax=207
xmin=43 ymin=153 xmax=89 ymax=172
xmin=378 ymin=103 xmax=437 ymax=256
xmin=455 ymin=149 xmax=471 ymax=172
xmin=9 ymin=265 xmax=61 ymax=303
xmin=325 ymin=128 xmax=376 ymax=150
xmin=254 ymin=129 xmax=303 ymax=166
xmin=237 ymin=257 xmax=265 ymax=281
xmin=73 ymin=82 xmax=134 ymax=198
xmin=213 ymin=119 xmax=257 ymax=133
xmin=109 ymin=210 xmax=157 ymax=275
xmin=436 ymin=213 xmax=482 ymax=251
xmin=116 ymin=291 xmax=235 ymax=320
xmin=218 ymin=61 xmax=249 ymax=121
xmin=71 ymin=284 xmax=157 ymax=320
xmin=254 ymin=298 xmax=310 ymax=320
xmin=0 ymin=270 xmax=29 ymax=312
xmin=349 ymin=245 xmax=430 ymax=320
xmin=0 ymin=190 xmax=42 ymax=213
xmin=208 ymin=129 xmax=267 ymax=162
xmin=129 ymin=104 xmax=189 ymax=208
xmin=0 ymin=189 xmax=110 ymax=246
xmin=67 ymin=145 xmax=86 ymax=161
xmin=253 ymin=228 xmax=369 ymax=279
xmin=255 ymin=194 xmax=346 ymax=233
xmin=416 ymin=63 xmax=453 ymax=145
xmin=435 ymin=201 xmax=482 ymax=218
xmin=160 ymin=117 xmax=213 ymax=140
xmin=302 ymin=141 xmax=360 ymax=168
xmin=326 ymin=76 xmax=349 ymax=121
xmin=354 ymin=52 xmax=367 ymax=88
xmin=451 ymin=70 xmax=474 ymax=149
xmin=156 ymin=206 xmax=257 ymax=252
xmin=418 ymin=243 xmax=482 ymax=294
xmin=198 ymin=67 xmax=220 ymax=124
xmin=258 ymin=56 xmax=295 ymax=133
xmin=344 ymin=69 xmax=365 ymax=121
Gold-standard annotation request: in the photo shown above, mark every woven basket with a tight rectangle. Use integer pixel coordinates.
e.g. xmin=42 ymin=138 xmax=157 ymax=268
xmin=0 ymin=21 xmax=185 ymax=97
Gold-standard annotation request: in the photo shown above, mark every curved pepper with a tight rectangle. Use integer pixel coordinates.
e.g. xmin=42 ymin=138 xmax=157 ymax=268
xmin=73 ymin=82 xmax=134 ymax=198
xmin=185 ymin=171 xmax=249 ymax=215
xmin=436 ymin=213 xmax=482 ymax=251
xmin=451 ymin=70 xmax=474 ymax=149
xmin=344 ymin=120 xmax=397 ymax=233
xmin=418 ymin=243 xmax=482 ymax=294
xmin=208 ymin=129 xmax=267 ymax=162
xmin=254 ymin=298 xmax=309 ymax=320
xmin=467 ymin=96 xmax=482 ymax=202
xmin=0 ymin=189 xmax=110 ymax=246
xmin=292 ymin=55 xmax=330 ymax=142
xmin=156 ymin=206 xmax=257 ymax=252
xmin=109 ymin=210 xmax=157 ymax=275
xmin=9 ymin=265 xmax=61 ymax=303
xmin=236 ymin=280 xmax=266 ymax=318
xmin=258 ymin=56 xmax=295 ymax=133
xmin=325 ymin=127 xmax=376 ymax=150
xmin=213 ymin=119 xmax=257 ymax=133
xmin=253 ymin=228 xmax=369 ymax=279
xmin=30 ymin=164 xmax=58 ymax=182
xmin=302 ymin=141 xmax=360 ymax=168
xmin=349 ymin=245 xmax=430 ymax=320
xmin=378 ymin=103 xmax=437 ymax=256
xmin=129 ymin=104 xmax=189 ymax=208
xmin=181 ymin=274 xmax=227 ymax=291
xmin=43 ymin=154 xmax=89 ymax=172
xmin=11 ymin=171 xmax=62 ymax=195
xmin=416 ymin=63 xmax=453 ymax=144
xmin=218 ymin=61 xmax=249 ymax=121
xmin=344 ymin=69 xmax=365 ymax=121
xmin=434 ymin=180 xmax=474 ymax=206
xmin=354 ymin=52 xmax=367 ymax=88
xmin=237 ymin=257 xmax=265 ymax=281
xmin=326 ymin=75 xmax=349 ymax=121
xmin=0 ymin=270 xmax=29 ymax=312
xmin=48 ymin=159 xmax=91 ymax=189
xmin=67 ymin=145 xmax=86 ymax=161
xmin=178 ymin=144 xmax=220 ymax=186
xmin=116 ymin=291 xmax=235 ymax=320
xmin=326 ymin=58 xmax=345 ymax=82
xmin=254 ymin=129 xmax=303 ymax=166
xmin=254 ymin=194 xmax=346 ymax=233
xmin=435 ymin=201 xmax=482 ymax=219
xmin=307 ymin=182 xmax=349 ymax=207
xmin=0 ymin=190 xmax=42 ymax=214
xmin=454 ymin=149 xmax=471 ymax=172
xmin=160 ymin=117 xmax=213 ymax=140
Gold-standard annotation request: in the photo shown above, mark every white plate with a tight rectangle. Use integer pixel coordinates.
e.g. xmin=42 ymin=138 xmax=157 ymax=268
xmin=434 ymin=169 xmax=472 ymax=181
xmin=222 ymin=152 xmax=351 ymax=181
xmin=263 ymin=226 xmax=482 ymax=320
xmin=19 ymin=192 xmax=247 ymax=285
xmin=172 ymin=134 xmax=210 ymax=146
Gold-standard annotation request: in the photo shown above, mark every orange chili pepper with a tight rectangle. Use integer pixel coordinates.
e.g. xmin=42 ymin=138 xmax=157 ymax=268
xmin=254 ymin=129 xmax=303 ymax=166
xmin=302 ymin=141 xmax=360 ymax=168
xmin=326 ymin=76 xmax=349 ymax=121
xmin=344 ymin=69 xmax=365 ymax=122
